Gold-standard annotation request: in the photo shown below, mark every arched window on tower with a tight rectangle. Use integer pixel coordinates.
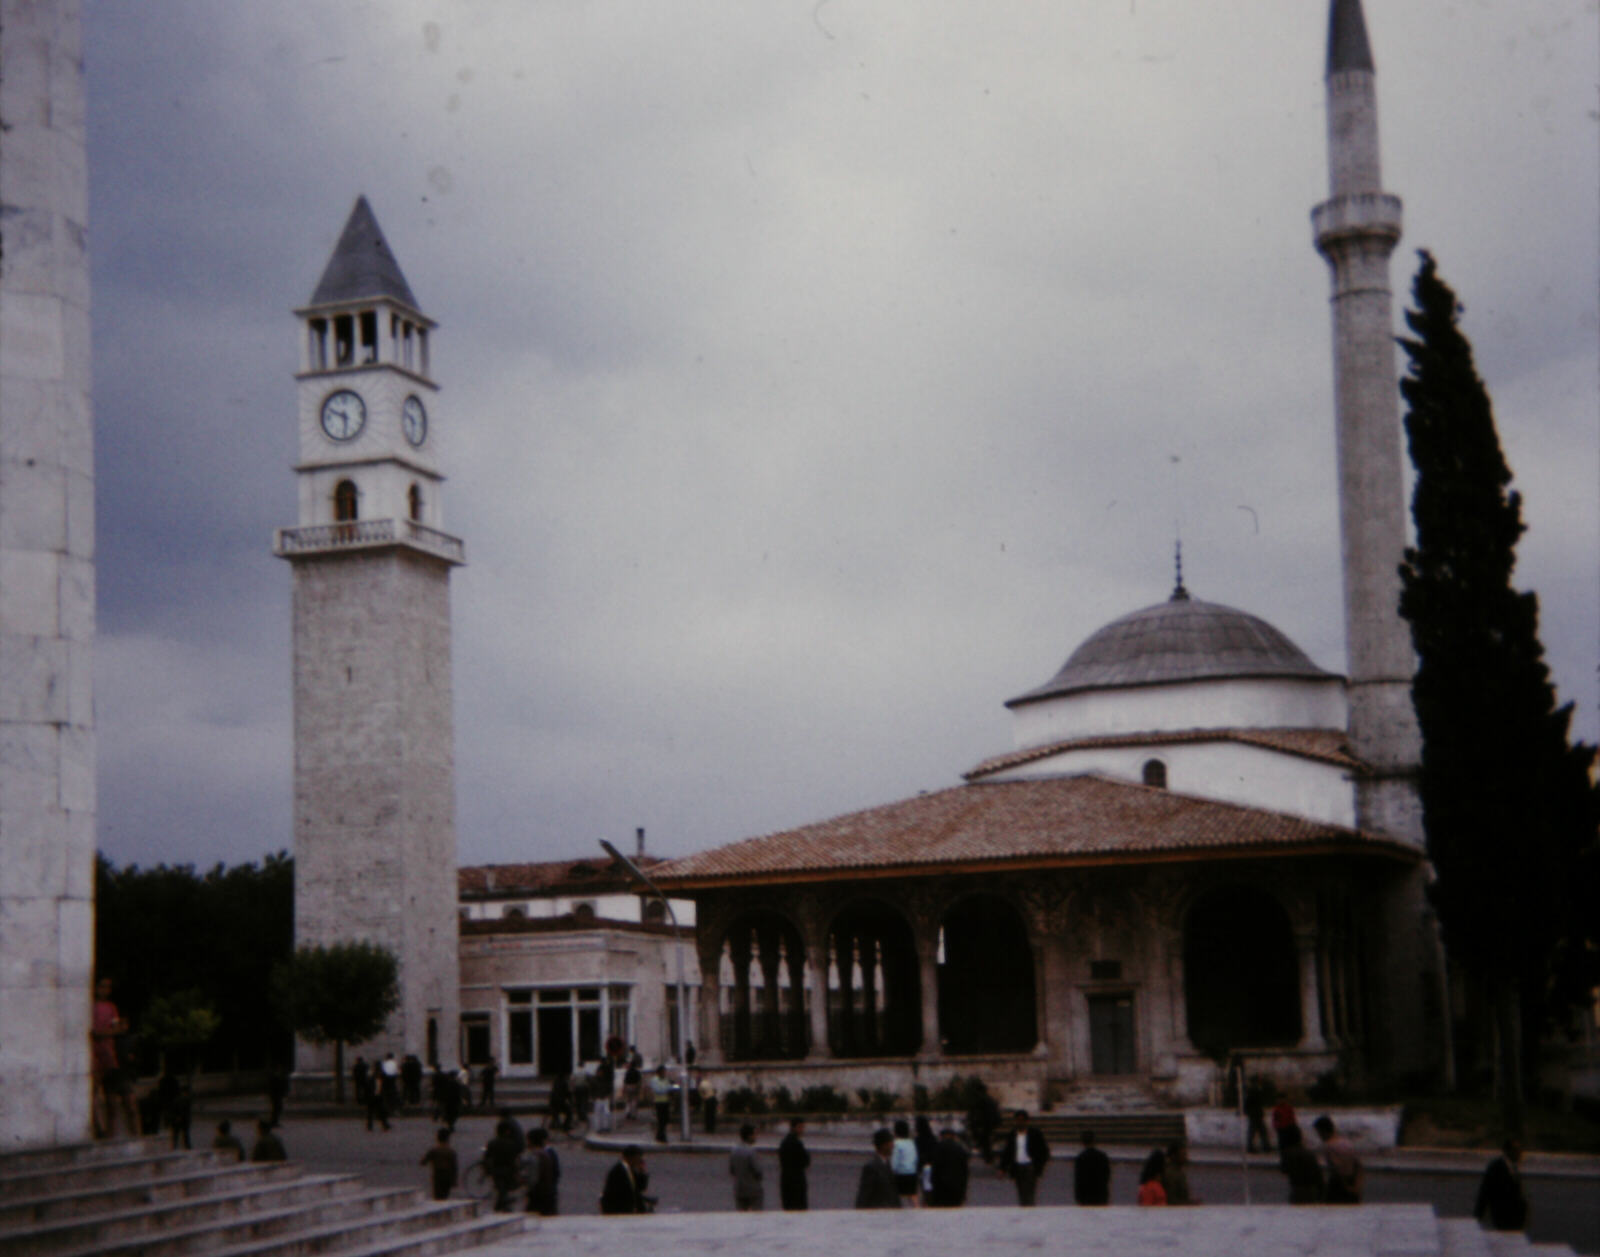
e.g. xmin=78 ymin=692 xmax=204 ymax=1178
xmin=333 ymin=479 xmax=359 ymax=523
xmin=1142 ymin=759 xmax=1168 ymax=789
xmin=408 ymin=483 xmax=423 ymax=522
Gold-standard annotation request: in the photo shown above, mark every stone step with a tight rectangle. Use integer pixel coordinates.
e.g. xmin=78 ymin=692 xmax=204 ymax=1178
xmin=1438 ymin=1218 xmax=1498 ymax=1257
xmin=294 ymin=1213 xmax=528 ymax=1257
xmin=0 ymin=1139 xmax=168 ymax=1178
xmin=0 ymin=1161 xmax=302 ymax=1230
xmin=0 ymin=1173 xmax=366 ymax=1255
xmin=0 ymin=1150 xmax=233 ymax=1203
xmin=119 ymin=1199 xmax=499 ymax=1257
xmin=41 ymin=1185 xmax=441 ymax=1257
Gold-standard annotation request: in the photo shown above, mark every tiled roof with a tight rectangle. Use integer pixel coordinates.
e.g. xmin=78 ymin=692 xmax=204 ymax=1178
xmin=309 ymin=196 xmax=421 ymax=310
xmin=654 ymin=775 xmax=1415 ymax=887
xmin=964 ymin=727 xmax=1363 ymax=781
xmin=458 ymin=855 xmax=667 ymax=898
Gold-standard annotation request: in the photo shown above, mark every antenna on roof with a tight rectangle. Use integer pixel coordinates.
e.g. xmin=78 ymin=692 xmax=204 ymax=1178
xmin=1172 ymin=539 xmax=1190 ymax=602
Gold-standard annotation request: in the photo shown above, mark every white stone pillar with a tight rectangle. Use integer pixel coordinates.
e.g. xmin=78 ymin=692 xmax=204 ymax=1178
xmin=915 ymin=933 xmax=941 ymax=1059
xmin=0 ymin=0 xmax=97 ymax=1150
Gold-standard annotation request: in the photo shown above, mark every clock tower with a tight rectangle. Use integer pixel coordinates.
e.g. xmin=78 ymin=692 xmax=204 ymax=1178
xmin=275 ymin=197 xmax=463 ymax=1084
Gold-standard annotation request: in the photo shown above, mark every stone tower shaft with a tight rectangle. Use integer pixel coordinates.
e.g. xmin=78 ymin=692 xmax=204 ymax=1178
xmin=1312 ymin=0 xmax=1423 ymax=845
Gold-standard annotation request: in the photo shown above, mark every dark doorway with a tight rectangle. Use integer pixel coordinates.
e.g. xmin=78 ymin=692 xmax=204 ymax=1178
xmin=938 ymin=895 xmax=1037 ymax=1053
xmin=1184 ymin=885 xmax=1301 ymax=1051
xmin=537 ymin=1007 xmax=573 ymax=1076
xmin=1088 ymin=993 xmax=1137 ymax=1074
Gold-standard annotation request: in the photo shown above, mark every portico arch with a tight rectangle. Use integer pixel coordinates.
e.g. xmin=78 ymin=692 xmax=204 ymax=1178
xmin=827 ymin=902 xmax=920 ymax=1057
xmin=1184 ymin=885 xmax=1300 ymax=1050
xmin=938 ymin=894 xmax=1037 ymax=1053
xmin=719 ymin=910 xmax=808 ymax=1060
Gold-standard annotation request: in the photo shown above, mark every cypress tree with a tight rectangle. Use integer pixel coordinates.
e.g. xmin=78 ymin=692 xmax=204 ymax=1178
xmin=1397 ymin=251 xmax=1599 ymax=1133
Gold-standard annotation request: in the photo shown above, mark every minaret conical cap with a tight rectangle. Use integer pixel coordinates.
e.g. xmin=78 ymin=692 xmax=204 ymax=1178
xmin=1327 ymin=0 xmax=1375 ymax=74
xmin=310 ymin=196 xmax=420 ymax=310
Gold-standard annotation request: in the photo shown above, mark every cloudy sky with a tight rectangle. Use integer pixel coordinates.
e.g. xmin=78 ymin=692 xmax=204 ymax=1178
xmin=85 ymin=1 xmax=1598 ymax=872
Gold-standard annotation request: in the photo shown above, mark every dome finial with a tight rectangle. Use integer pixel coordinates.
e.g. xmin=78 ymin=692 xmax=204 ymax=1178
xmin=1171 ymin=540 xmax=1189 ymax=602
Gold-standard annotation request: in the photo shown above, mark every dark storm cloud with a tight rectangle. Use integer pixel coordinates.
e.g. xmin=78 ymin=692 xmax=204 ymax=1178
xmin=85 ymin=2 xmax=1597 ymax=869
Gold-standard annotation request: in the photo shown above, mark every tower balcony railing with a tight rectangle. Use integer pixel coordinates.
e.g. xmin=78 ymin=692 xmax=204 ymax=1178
xmin=274 ymin=517 xmax=465 ymax=565
xmin=1312 ymin=192 xmax=1403 ymax=250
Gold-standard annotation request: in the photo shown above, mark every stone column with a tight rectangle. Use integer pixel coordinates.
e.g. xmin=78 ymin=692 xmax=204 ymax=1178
xmin=915 ymin=931 xmax=942 ymax=1060
xmin=805 ymin=937 xmax=832 ymax=1059
xmin=1296 ymin=931 xmax=1327 ymax=1051
xmin=696 ymin=937 xmax=725 ymax=1066
xmin=0 ymin=0 xmax=97 ymax=1149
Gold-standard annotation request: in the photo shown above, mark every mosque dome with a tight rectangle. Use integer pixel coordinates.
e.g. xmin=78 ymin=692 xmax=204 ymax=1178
xmin=1007 ymin=586 xmax=1336 ymax=709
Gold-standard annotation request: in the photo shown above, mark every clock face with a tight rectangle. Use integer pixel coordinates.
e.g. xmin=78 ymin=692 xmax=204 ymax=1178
xmin=402 ymin=395 xmax=428 ymax=448
xmin=320 ymin=389 xmax=367 ymax=442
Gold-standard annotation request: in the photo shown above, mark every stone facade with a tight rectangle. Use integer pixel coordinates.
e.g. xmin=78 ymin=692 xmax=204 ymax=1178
xmin=281 ymin=203 xmax=462 ymax=1087
xmin=0 ymin=0 xmax=97 ymax=1149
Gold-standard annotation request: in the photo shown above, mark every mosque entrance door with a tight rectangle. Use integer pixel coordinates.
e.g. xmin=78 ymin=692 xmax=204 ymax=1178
xmin=1087 ymin=993 xmax=1137 ymax=1075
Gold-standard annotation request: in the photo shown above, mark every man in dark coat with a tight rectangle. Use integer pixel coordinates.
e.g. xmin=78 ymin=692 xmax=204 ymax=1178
xmin=600 ymin=1146 xmax=650 ymax=1214
xmin=855 ymin=1129 xmax=901 ymax=1209
xmin=997 ymin=1110 xmax=1050 ymax=1206
xmin=483 ymin=1116 xmax=523 ymax=1212
xmin=1073 ymin=1129 xmax=1112 ymax=1205
xmin=928 ymin=1128 xmax=971 ymax=1207
xmin=1474 ymin=1139 xmax=1528 ymax=1232
xmin=778 ymin=1118 xmax=811 ymax=1210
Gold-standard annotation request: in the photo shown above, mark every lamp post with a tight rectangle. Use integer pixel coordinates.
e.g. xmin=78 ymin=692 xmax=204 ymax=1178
xmin=600 ymin=839 xmax=691 ymax=1143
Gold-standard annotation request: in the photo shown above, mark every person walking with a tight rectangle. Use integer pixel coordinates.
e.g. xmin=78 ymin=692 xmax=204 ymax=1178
xmin=438 ymin=1067 xmax=462 ymax=1132
xmin=1312 ymin=1115 xmax=1363 ymax=1203
xmin=890 ymin=1119 xmax=920 ymax=1207
xmin=90 ymin=977 xmax=138 ymax=1139
xmin=600 ymin=1146 xmax=651 ymax=1214
xmin=483 ymin=1115 xmax=523 ymax=1212
xmin=212 ymin=1118 xmax=246 ymax=1162
xmin=649 ymin=1065 xmax=673 ymax=1143
xmin=365 ymin=1075 xmax=391 ymax=1132
xmin=378 ymin=1054 xmax=400 ymax=1118
xmin=997 ymin=1110 xmax=1050 ymax=1206
xmin=351 ymin=1057 xmax=370 ymax=1109
xmin=592 ymin=1056 xmax=614 ymax=1133
xmin=928 ymin=1128 xmax=971 ymax=1207
xmin=1137 ymin=1149 xmax=1169 ymax=1205
xmin=549 ymin=1072 xmax=573 ymax=1133
xmin=1277 ymin=1124 xmax=1323 ymax=1203
xmin=521 ymin=1128 xmax=559 ymax=1216
xmin=778 ymin=1118 xmax=810 ymax=1211
xmin=419 ymin=1127 xmax=459 ymax=1201
xmin=730 ymin=1123 xmax=765 ymax=1211
xmin=250 ymin=1118 xmax=287 ymax=1163
xmin=401 ymin=1054 xmax=423 ymax=1108
xmin=855 ymin=1129 xmax=901 ymax=1209
xmin=1073 ymin=1129 xmax=1111 ymax=1205
xmin=1244 ymin=1078 xmax=1272 ymax=1153
xmin=1161 ymin=1141 xmax=1198 ymax=1204
xmin=1474 ymin=1138 xmax=1529 ymax=1232
xmin=480 ymin=1057 xmax=498 ymax=1110
xmin=1271 ymin=1095 xmax=1298 ymax=1145
xmin=623 ymin=1053 xmax=643 ymax=1122
xmin=700 ymin=1075 xmax=718 ymax=1134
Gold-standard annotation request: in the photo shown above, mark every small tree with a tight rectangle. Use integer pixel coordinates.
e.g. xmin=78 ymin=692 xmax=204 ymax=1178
xmin=272 ymin=941 xmax=399 ymax=1103
xmin=1396 ymin=251 xmax=1600 ymax=1135
xmin=143 ymin=989 xmax=221 ymax=1079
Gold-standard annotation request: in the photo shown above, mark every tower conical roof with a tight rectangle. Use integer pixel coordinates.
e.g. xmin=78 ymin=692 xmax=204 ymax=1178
xmin=310 ymin=196 xmax=420 ymax=310
xmin=1327 ymin=0 xmax=1375 ymax=74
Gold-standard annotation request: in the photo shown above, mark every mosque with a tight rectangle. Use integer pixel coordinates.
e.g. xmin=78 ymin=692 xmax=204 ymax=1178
xmin=652 ymin=0 xmax=1446 ymax=1106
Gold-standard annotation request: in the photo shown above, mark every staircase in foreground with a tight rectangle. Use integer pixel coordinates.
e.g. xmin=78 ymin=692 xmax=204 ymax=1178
xmin=0 ymin=1136 xmax=525 ymax=1257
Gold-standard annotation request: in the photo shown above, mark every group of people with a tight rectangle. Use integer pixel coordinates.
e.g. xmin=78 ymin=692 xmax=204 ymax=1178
xmin=349 ymin=1053 xmax=496 ymax=1133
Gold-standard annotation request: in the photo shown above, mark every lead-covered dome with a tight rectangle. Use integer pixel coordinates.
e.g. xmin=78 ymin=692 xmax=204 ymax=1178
xmin=1007 ymin=588 xmax=1335 ymax=708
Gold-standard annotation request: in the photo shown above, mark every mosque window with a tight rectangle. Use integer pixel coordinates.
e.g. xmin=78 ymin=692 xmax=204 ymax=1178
xmin=333 ymin=480 xmax=359 ymax=522
xmin=1142 ymin=759 xmax=1168 ymax=789
xmin=572 ymin=901 xmax=597 ymax=922
xmin=408 ymin=483 xmax=423 ymax=522
xmin=642 ymin=899 xmax=667 ymax=924
xmin=503 ymin=906 xmax=526 ymax=920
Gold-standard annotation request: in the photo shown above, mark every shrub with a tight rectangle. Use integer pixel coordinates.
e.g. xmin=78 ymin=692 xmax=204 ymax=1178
xmin=723 ymin=1086 xmax=770 ymax=1116
xmin=798 ymin=1085 xmax=850 ymax=1114
xmin=770 ymin=1086 xmax=796 ymax=1114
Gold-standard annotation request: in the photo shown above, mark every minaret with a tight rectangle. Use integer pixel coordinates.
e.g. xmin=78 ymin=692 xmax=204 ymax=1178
xmin=1312 ymin=0 xmax=1422 ymax=845
xmin=275 ymin=198 xmax=463 ymax=1085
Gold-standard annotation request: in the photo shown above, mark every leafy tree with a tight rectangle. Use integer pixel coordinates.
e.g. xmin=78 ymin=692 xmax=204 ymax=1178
xmin=142 ymin=989 xmax=222 ymax=1078
xmin=272 ymin=941 xmax=400 ymax=1102
xmin=1396 ymin=250 xmax=1600 ymax=1134
xmin=95 ymin=852 xmax=294 ymax=1073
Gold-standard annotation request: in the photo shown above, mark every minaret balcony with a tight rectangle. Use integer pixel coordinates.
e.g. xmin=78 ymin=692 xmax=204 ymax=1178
xmin=1312 ymin=192 xmax=1402 ymax=251
xmin=274 ymin=518 xmax=465 ymax=565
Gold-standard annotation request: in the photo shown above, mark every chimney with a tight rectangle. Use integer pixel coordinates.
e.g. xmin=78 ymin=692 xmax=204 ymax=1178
xmin=635 ymin=827 xmax=645 ymax=859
